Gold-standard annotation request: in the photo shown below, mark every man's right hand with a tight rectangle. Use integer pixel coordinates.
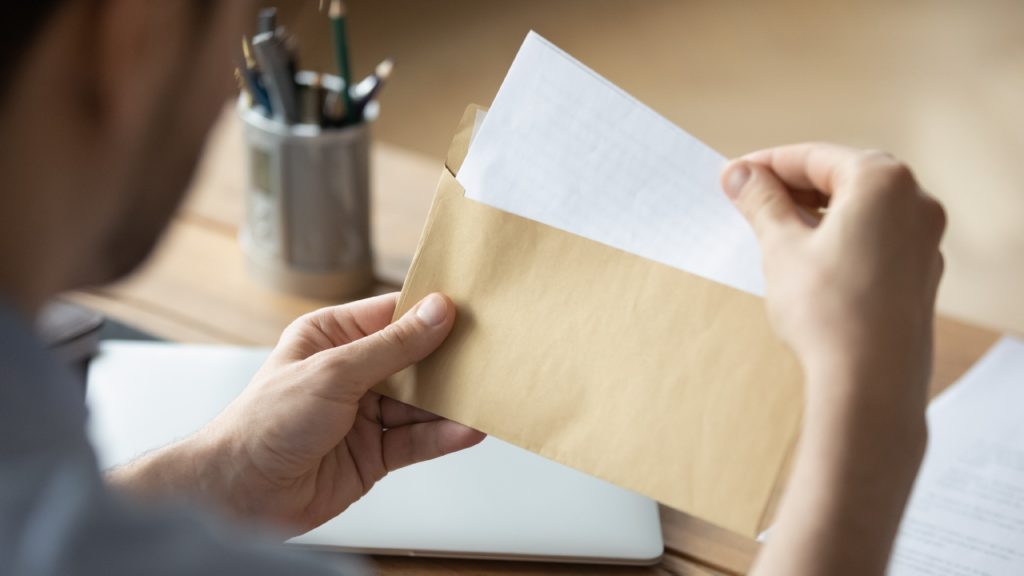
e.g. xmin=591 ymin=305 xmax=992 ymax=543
xmin=721 ymin=143 xmax=946 ymax=576
xmin=722 ymin=144 xmax=946 ymax=420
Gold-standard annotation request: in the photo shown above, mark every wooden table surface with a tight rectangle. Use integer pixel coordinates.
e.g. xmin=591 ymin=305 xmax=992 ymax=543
xmin=71 ymin=108 xmax=1002 ymax=575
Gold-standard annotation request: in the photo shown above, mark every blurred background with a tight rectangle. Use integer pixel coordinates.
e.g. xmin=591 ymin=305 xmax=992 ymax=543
xmin=252 ymin=0 xmax=1024 ymax=334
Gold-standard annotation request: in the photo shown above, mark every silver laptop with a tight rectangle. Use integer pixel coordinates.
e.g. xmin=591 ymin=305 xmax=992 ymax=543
xmin=86 ymin=341 xmax=664 ymax=565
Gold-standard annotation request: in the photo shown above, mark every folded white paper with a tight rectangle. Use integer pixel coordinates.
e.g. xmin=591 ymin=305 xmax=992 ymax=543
xmin=458 ymin=31 xmax=764 ymax=296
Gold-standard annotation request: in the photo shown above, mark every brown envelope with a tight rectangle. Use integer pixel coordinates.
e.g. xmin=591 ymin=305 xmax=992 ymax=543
xmin=376 ymin=105 xmax=804 ymax=537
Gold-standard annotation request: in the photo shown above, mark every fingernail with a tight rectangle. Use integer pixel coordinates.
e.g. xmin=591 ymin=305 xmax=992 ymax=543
xmin=415 ymin=293 xmax=448 ymax=326
xmin=724 ymin=162 xmax=752 ymax=199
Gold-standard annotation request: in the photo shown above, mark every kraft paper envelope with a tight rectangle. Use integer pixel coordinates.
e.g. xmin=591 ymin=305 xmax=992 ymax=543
xmin=377 ymin=35 xmax=803 ymax=537
xmin=380 ymin=30 xmax=802 ymax=532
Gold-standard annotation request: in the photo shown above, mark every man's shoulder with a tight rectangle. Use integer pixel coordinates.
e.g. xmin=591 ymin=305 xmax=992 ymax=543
xmin=0 ymin=305 xmax=360 ymax=575
xmin=0 ymin=440 xmax=360 ymax=575
xmin=0 ymin=304 xmax=87 ymax=455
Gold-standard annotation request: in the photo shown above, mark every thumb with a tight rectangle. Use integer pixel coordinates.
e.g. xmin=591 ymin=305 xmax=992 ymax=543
xmin=318 ymin=293 xmax=455 ymax=392
xmin=721 ymin=160 xmax=805 ymax=244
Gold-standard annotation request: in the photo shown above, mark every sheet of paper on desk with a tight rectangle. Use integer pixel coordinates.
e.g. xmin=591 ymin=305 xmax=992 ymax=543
xmin=458 ymin=31 xmax=764 ymax=296
xmin=888 ymin=336 xmax=1024 ymax=575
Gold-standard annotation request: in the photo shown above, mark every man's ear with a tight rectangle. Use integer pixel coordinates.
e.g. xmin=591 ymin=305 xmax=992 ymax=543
xmin=90 ymin=0 xmax=195 ymax=149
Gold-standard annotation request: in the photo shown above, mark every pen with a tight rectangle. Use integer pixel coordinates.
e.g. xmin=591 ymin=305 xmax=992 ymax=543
xmin=252 ymin=30 xmax=299 ymax=123
xmin=329 ymin=0 xmax=354 ymax=122
xmin=349 ymin=58 xmax=393 ymax=121
xmin=258 ymin=7 xmax=277 ymax=35
xmin=240 ymin=37 xmax=272 ymax=114
xmin=239 ymin=57 xmax=272 ymax=114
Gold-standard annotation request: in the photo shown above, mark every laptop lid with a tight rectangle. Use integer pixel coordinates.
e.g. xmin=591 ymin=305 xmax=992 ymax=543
xmin=85 ymin=341 xmax=663 ymax=565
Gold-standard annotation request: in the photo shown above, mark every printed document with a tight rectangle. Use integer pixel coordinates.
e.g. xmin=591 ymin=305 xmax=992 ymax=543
xmin=889 ymin=337 xmax=1024 ymax=575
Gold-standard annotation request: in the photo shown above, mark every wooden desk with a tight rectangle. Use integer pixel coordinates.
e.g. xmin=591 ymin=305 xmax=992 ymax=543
xmin=71 ymin=108 xmax=1001 ymax=576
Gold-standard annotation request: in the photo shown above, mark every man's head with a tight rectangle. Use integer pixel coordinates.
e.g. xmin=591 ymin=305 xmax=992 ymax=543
xmin=0 ymin=1 xmax=245 ymax=314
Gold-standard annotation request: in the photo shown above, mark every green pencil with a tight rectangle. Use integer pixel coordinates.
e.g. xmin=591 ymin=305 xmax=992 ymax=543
xmin=329 ymin=0 xmax=353 ymax=122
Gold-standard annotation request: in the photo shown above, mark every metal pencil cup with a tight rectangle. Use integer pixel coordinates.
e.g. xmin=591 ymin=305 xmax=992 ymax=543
xmin=238 ymin=98 xmax=374 ymax=300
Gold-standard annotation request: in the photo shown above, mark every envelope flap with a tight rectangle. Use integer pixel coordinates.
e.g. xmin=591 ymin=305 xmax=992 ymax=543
xmin=445 ymin=104 xmax=486 ymax=177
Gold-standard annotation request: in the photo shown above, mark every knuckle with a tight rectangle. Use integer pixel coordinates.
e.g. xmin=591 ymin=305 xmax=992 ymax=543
xmin=874 ymin=160 xmax=917 ymax=191
xmin=751 ymin=192 xmax=784 ymax=231
xmin=285 ymin=310 xmax=320 ymax=335
xmin=861 ymin=148 xmax=898 ymax=163
xmin=882 ymin=161 xmax=916 ymax=187
xmin=740 ymin=175 xmax=785 ymax=232
xmin=376 ymin=321 xmax=417 ymax=354
xmin=849 ymin=152 xmax=918 ymax=199
xmin=851 ymin=150 xmax=883 ymax=173
xmin=274 ymin=318 xmax=312 ymax=351
xmin=926 ymin=196 xmax=947 ymax=234
xmin=759 ymin=187 xmax=787 ymax=216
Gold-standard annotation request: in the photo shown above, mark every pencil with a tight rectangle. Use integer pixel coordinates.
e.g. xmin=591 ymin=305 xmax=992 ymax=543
xmin=234 ymin=68 xmax=252 ymax=107
xmin=329 ymin=0 xmax=353 ymax=122
xmin=242 ymin=36 xmax=256 ymax=70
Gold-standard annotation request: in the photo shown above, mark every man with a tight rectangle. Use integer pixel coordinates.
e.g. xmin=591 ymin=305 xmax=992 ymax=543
xmin=0 ymin=2 xmax=945 ymax=575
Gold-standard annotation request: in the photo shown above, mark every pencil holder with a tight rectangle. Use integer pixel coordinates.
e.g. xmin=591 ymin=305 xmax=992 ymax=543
xmin=238 ymin=94 xmax=374 ymax=300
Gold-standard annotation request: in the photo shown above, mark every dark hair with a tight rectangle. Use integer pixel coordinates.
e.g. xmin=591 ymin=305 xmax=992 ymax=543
xmin=0 ymin=2 xmax=64 ymax=98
